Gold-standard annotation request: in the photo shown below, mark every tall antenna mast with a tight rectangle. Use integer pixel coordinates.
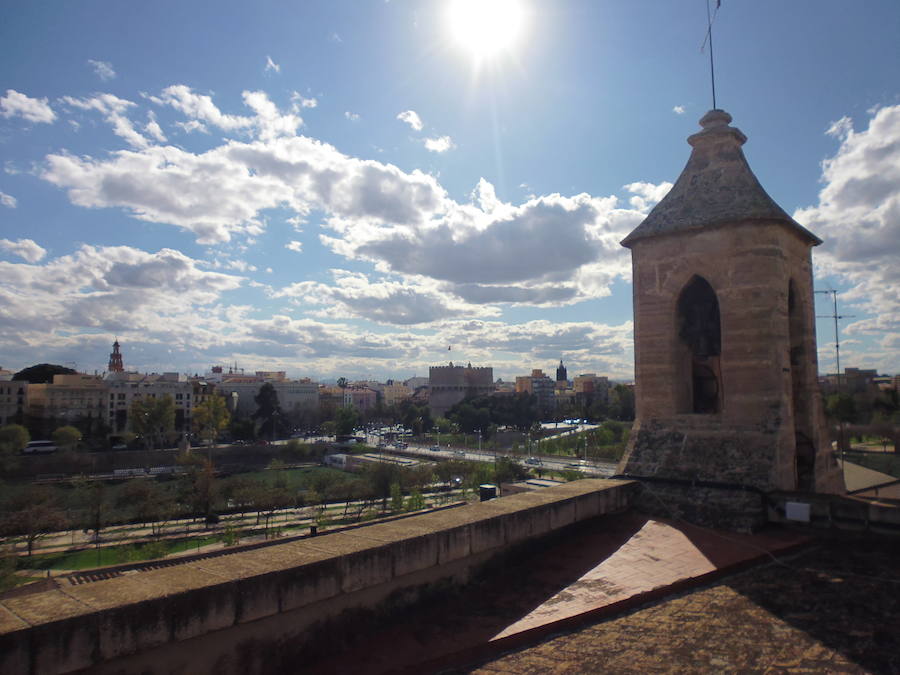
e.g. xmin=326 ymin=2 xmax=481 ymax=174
xmin=814 ymin=289 xmax=855 ymax=388
xmin=702 ymin=0 xmax=721 ymax=110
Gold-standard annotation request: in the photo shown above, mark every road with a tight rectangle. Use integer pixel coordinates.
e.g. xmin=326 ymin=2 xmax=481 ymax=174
xmin=361 ymin=434 xmax=617 ymax=477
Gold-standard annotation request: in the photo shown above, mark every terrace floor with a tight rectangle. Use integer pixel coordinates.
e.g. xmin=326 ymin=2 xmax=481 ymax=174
xmin=302 ymin=511 xmax=900 ymax=674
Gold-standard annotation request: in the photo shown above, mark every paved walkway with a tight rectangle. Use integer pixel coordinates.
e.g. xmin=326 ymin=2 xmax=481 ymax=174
xmin=308 ymin=513 xmax=808 ymax=675
xmin=840 ymin=458 xmax=898 ymax=493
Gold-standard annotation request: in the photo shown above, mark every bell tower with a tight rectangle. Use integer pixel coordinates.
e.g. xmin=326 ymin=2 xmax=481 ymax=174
xmin=617 ymin=109 xmax=843 ymax=529
xmin=108 ymin=339 xmax=124 ymax=373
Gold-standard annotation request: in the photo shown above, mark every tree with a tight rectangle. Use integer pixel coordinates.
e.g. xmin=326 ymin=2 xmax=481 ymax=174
xmin=52 ymin=425 xmax=82 ymax=451
xmin=405 ymin=489 xmax=426 ymax=512
xmin=177 ymin=454 xmax=218 ymax=522
xmin=2 ymin=487 xmax=68 ymax=557
xmin=0 ymin=424 xmax=30 ymax=452
xmin=192 ymin=395 xmax=231 ymax=448
xmin=390 ymin=482 xmax=404 ymax=512
xmin=71 ymin=477 xmax=109 ymax=557
xmin=400 ymin=401 xmax=433 ymax=436
xmin=826 ymin=393 xmax=857 ymax=424
xmin=253 ymin=383 xmax=282 ymax=439
xmin=0 ymin=425 xmax=29 ymax=476
xmin=609 ymin=384 xmax=635 ymax=421
xmin=116 ymin=480 xmax=177 ymax=539
xmin=334 ymin=406 xmax=359 ymax=436
xmin=130 ymin=395 xmax=176 ymax=449
xmin=12 ymin=363 xmax=76 ymax=384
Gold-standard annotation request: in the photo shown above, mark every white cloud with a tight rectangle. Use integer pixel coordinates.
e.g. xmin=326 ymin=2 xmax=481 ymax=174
xmin=87 ymin=59 xmax=116 ymax=81
xmin=144 ymin=111 xmax=167 ymax=143
xmin=42 ymin=132 xmax=448 ymax=244
xmin=150 ymin=85 xmax=254 ymax=132
xmin=826 ymin=116 xmax=853 ymax=140
xmin=40 ymin=86 xmax=650 ymax=308
xmin=795 ymin=104 xmax=900 ymax=370
xmin=424 ymin=135 xmax=454 ymax=153
xmin=397 ymin=110 xmax=424 ymax=131
xmin=242 ymin=90 xmax=302 ymax=141
xmin=324 ymin=181 xmax=628 ymax=291
xmin=1 ymin=89 xmax=56 ymax=124
xmin=277 ymin=270 xmax=497 ymax=325
xmin=345 ymin=111 xmax=360 ymax=122
xmin=673 ymin=105 xmax=685 ymax=115
xmin=285 ymin=240 xmax=303 ymax=253
xmin=623 ymin=180 xmax=673 ymax=211
xmin=264 ymin=56 xmax=280 ymax=73
xmin=0 ymin=238 xmax=46 ymax=263
xmin=60 ymin=93 xmax=150 ymax=149
xmin=291 ymin=91 xmax=318 ymax=109
xmin=0 ymin=191 xmax=17 ymax=208
xmin=0 ymin=246 xmax=243 ymax=350
xmin=175 ymin=119 xmax=208 ymax=134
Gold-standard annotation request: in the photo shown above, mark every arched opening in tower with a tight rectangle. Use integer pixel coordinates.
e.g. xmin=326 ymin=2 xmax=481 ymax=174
xmin=789 ymin=280 xmax=815 ymax=490
xmin=677 ymin=276 xmax=722 ymax=414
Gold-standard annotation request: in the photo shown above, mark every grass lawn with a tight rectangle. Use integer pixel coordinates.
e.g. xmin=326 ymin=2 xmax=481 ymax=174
xmin=21 ymin=535 xmax=221 ymax=571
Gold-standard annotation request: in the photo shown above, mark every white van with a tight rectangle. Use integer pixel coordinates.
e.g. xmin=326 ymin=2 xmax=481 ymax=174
xmin=23 ymin=440 xmax=59 ymax=454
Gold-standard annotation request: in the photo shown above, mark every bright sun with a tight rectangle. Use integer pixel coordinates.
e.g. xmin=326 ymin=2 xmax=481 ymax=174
xmin=447 ymin=0 xmax=526 ymax=60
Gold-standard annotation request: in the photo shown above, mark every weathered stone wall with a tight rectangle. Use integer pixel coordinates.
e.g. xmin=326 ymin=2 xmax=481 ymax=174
xmin=623 ymin=221 xmax=842 ymax=497
xmin=0 ymin=479 xmax=637 ymax=675
xmin=768 ymin=491 xmax=900 ymax=536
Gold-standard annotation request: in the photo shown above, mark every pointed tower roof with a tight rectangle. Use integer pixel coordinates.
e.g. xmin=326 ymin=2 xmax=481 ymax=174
xmin=621 ymin=109 xmax=820 ymax=247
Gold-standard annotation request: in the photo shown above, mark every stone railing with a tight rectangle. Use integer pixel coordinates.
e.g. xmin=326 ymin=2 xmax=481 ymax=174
xmin=0 ymin=479 xmax=638 ymax=674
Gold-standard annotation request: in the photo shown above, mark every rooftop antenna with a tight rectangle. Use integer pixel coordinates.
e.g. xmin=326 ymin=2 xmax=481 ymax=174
xmin=701 ymin=0 xmax=722 ymax=109
xmin=814 ymin=289 xmax=856 ymax=388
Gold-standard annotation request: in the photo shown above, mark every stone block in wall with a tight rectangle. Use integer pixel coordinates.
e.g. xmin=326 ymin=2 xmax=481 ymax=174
xmin=0 ymin=589 xmax=97 ymax=673
xmin=469 ymin=515 xmax=506 ymax=554
xmin=276 ymin=558 xmax=343 ymax=613
xmin=436 ymin=525 xmax=471 ymax=564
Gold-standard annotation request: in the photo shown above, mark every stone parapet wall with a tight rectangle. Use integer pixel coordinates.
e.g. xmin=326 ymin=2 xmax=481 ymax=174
xmin=768 ymin=491 xmax=900 ymax=536
xmin=0 ymin=479 xmax=637 ymax=675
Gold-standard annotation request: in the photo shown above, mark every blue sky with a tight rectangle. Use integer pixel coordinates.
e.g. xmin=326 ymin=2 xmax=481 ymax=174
xmin=1 ymin=0 xmax=898 ymax=382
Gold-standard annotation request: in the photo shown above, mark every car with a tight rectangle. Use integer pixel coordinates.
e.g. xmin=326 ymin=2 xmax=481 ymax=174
xmin=452 ymin=450 xmax=465 ymax=457
xmin=429 ymin=445 xmax=441 ymax=452
xmin=525 ymin=457 xmax=542 ymax=466
xmin=111 ymin=443 xmax=128 ymax=451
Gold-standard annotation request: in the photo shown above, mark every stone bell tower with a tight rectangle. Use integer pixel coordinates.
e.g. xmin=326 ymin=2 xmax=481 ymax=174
xmin=617 ymin=109 xmax=843 ymax=529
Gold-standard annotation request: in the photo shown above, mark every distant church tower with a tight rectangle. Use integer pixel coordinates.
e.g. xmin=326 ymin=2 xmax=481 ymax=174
xmin=556 ymin=360 xmax=568 ymax=383
xmin=617 ymin=109 xmax=843 ymax=529
xmin=108 ymin=339 xmax=124 ymax=373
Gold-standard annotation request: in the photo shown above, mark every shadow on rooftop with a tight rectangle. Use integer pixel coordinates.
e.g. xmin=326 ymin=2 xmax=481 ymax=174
xmin=722 ymin=533 xmax=900 ymax=675
xmin=306 ymin=512 xmax=648 ymax=675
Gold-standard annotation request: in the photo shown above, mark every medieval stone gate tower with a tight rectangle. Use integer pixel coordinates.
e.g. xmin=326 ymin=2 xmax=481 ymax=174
xmin=617 ymin=109 xmax=844 ymax=529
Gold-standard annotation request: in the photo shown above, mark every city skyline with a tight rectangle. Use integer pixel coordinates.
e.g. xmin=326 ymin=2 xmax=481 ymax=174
xmin=1 ymin=1 xmax=898 ymax=381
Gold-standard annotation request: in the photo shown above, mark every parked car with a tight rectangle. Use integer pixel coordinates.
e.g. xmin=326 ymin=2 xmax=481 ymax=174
xmin=525 ymin=457 xmax=542 ymax=466
xmin=429 ymin=445 xmax=441 ymax=452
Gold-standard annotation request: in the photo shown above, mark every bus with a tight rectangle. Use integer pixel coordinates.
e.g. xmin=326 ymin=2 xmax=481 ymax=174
xmin=22 ymin=440 xmax=59 ymax=454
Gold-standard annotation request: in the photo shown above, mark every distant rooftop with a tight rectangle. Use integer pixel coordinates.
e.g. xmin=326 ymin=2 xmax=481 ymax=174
xmin=622 ymin=109 xmax=821 ymax=247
